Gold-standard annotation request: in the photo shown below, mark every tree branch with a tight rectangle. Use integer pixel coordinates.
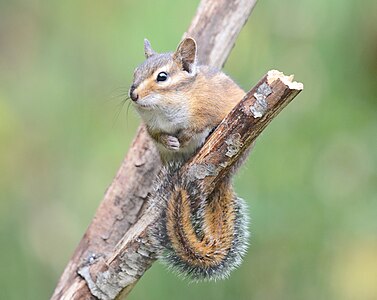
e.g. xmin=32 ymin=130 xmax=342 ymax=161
xmin=78 ymin=70 xmax=303 ymax=300
xmin=51 ymin=0 xmax=257 ymax=299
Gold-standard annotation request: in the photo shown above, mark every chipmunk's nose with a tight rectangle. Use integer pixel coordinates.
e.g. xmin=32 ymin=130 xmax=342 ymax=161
xmin=129 ymin=84 xmax=139 ymax=101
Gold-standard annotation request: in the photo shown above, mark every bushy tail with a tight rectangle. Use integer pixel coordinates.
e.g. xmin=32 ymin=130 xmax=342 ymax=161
xmin=151 ymin=166 xmax=249 ymax=281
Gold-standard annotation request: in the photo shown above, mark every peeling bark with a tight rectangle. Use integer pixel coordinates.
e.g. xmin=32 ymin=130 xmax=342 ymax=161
xmin=53 ymin=68 xmax=303 ymax=300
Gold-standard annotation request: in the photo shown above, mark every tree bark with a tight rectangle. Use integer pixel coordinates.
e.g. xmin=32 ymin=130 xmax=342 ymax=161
xmin=77 ymin=70 xmax=303 ymax=300
xmin=51 ymin=0 xmax=258 ymax=299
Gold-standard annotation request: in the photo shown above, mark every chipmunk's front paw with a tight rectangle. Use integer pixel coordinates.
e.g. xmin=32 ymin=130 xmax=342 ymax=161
xmin=164 ymin=135 xmax=180 ymax=151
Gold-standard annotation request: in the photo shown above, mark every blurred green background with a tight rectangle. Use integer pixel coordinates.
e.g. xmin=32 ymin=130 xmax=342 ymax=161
xmin=1 ymin=0 xmax=377 ymax=299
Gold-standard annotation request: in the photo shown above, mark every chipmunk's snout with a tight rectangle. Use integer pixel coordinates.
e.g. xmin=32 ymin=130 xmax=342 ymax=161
xmin=129 ymin=84 xmax=139 ymax=101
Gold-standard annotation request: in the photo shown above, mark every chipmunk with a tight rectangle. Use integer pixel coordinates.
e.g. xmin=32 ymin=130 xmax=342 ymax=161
xmin=129 ymin=37 xmax=249 ymax=280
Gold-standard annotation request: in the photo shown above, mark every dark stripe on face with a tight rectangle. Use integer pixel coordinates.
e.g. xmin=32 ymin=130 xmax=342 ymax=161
xmin=168 ymin=74 xmax=197 ymax=91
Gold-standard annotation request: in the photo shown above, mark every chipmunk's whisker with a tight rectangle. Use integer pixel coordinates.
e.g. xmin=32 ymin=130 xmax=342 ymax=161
xmin=126 ymin=100 xmax=132 ymax=119
xmin=108 ymin=86 xmax=131 ymax=101
xmin=112 ymin=95 xmax=132 ymax=127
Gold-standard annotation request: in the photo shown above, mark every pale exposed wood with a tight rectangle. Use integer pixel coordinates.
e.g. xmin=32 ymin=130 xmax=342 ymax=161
xmin=51 ymin=0 xmax=258 ymax=299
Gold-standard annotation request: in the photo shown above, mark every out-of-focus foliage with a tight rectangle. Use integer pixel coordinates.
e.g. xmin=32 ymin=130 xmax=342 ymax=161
xmin=0 ymin=0 xmax=376 ymax=299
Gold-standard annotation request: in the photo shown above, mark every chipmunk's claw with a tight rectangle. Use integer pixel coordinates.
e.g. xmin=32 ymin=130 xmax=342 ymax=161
xmin=166 ymin=135 xmax=180 ymax=151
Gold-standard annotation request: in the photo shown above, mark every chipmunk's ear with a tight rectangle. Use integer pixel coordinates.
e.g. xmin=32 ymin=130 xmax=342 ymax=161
xmin=144 ymin=38 xmax=156 ymax=58
xmin=174 ymin=37 xmax=197 ymax=74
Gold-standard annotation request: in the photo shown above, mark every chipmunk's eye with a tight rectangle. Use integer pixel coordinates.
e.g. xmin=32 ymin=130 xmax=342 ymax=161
xmin=156 ymin=72 xmax=168 ymax=82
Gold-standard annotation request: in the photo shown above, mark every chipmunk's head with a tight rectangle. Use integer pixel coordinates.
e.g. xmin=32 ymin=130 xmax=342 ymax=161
xmin=129 ymin=38 xmax=197 ymax=124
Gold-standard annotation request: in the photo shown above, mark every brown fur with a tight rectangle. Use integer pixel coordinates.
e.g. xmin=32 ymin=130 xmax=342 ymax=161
xmin=165 ymin=181 xmax=236 ymax=268
xmin=188 ymin=67 xmax=245 ymax=132
xmin=132 ymin=38 xmax=249 ymax=279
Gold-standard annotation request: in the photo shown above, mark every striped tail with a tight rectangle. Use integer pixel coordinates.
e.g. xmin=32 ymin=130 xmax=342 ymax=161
xmin=152 ymin=169 xmax=249 ymax=281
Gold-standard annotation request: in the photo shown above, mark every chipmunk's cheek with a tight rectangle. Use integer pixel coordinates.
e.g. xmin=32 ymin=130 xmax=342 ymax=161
xmin=135 ymin=94 xmax=161 ymax=108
